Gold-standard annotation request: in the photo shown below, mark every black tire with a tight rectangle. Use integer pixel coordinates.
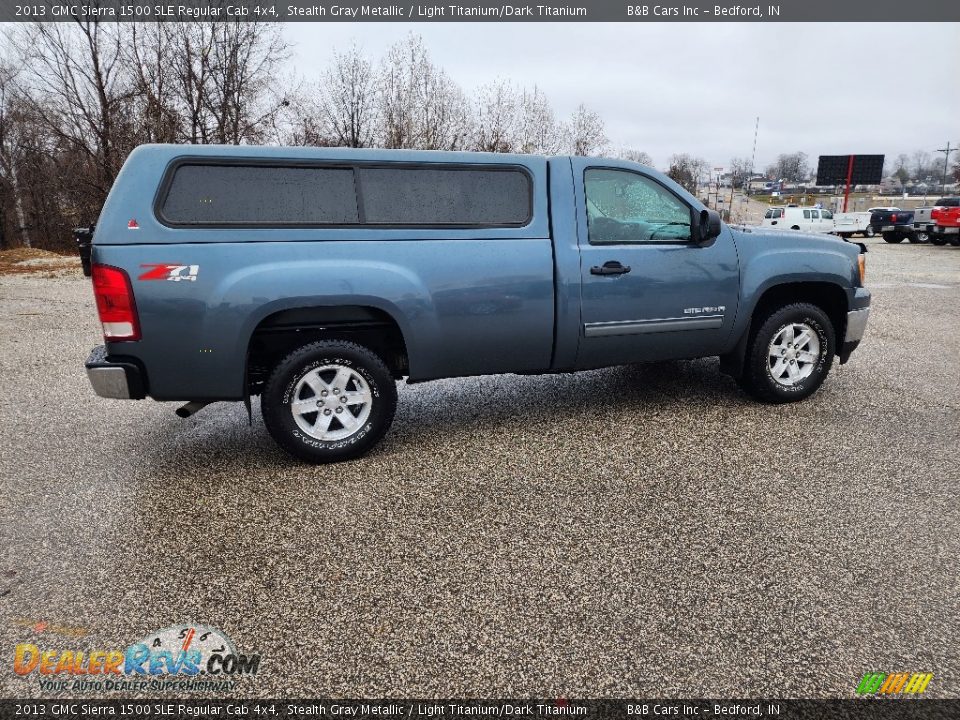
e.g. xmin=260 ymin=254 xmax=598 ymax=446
xmin=950 ymin=236 xmax=960 ymax=247
xmin=261 ymin=340 xmax=397 ymax=463
xmin=741 ymin=303 xmax=835 ymax=404
xmin=839 ymin=233 xmax=852 ymax=239
xmin=930 ymin=235 xmax=948 ymax=246
xmin=883 ymin=232 xmax=904 ymax=243
xmin=864 ymin=226 xmax=876 ymax=238
xmin=909 ymin=232 xmax=928 ymax=244
xmin=790 ymin=225 xmax=801 ymax=231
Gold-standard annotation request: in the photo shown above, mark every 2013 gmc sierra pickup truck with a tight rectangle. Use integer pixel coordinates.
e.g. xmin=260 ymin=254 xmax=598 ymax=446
xmin=82 ymin=145 xmax=870 ymax=463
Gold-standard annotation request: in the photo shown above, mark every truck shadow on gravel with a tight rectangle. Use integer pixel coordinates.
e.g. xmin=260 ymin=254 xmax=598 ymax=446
xmin=126 ymin=357 xmax=754 ymax=473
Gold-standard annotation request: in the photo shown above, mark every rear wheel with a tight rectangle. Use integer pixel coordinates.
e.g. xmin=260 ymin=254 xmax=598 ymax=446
xmin=930 ymin=235 xmax=948 ymax=246
xmin=950 ymin=236 xmax=960 ymax=247
xmin=741 ymin=303 xmax=835 ymax=404
xmin=261 ymin=339 xmax=397 ymax=463
xmin=864 ymin=226 xmax=876 ymax=238
xmin=883 ymin=232 xmax=904 ymax=243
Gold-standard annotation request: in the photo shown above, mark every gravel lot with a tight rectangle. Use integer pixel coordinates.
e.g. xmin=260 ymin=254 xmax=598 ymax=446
xmin=1 ymin=238 xmax=958 ymax=699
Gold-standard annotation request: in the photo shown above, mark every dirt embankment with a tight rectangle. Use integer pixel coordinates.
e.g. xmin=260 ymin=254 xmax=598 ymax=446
xmin=0 ymin=248 xmax=82 ymax=277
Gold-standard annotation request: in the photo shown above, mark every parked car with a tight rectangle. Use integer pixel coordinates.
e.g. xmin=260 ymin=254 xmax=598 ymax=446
xmin=832 ymin=211 xmax=875 ymax=239
xmin=931 ymin=203 xmax=960 ymax=246
xmin=915 ymin=198 xmax=960 ymax=245
xmin=869 ymin=207 xmax=919 ymax=243
xmin=81 ymin=145 xmax=870 ymax=463
xmin=761 ymin=206 xmax=835 ymax=234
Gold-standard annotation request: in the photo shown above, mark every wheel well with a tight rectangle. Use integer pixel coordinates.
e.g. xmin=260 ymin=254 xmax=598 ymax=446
xmin=247 ymin=305 xmax=409 ymax=393
xmin=721 ymin=281 xmax=849 ymax=379
xmin=750 ymin=282 xmax=848 ymax=346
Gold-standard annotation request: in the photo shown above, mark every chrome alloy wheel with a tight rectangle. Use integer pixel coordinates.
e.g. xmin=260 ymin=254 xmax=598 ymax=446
xmin=768 ymin=322 xmax=821 ymax=387
xmin=290 ymin=364 xmax=373 ymax=441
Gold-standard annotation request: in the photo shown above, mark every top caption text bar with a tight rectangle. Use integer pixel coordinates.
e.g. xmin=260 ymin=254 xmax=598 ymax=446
xmin=2 ymin=0 xmax=958 ymax=22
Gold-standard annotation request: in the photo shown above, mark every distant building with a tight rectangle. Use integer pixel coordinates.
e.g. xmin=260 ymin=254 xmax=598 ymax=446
xmin=747 ymin=176 xmax=772 ymax=192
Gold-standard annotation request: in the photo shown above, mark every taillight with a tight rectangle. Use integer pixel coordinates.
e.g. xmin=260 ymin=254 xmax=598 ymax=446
xmin=91 ymin=263 xmax=140 ymax=341
xmin=891 ymin=213 xmax=897 ymax=223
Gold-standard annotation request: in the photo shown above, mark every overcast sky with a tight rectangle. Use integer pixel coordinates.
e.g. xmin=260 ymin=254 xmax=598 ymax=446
xmin=286 ymin=22 xmax=960 ymax=171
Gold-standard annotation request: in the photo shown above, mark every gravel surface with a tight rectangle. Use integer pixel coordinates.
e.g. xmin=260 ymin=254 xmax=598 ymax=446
xmin=1 ymin=238 xmax=958 ymax=699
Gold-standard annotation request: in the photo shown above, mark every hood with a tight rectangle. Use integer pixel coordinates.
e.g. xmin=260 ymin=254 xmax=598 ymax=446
xmin=729 ymin=224 xmax=862 ymax=260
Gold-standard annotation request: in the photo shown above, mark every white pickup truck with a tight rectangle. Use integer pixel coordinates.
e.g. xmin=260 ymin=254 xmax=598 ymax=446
xmin=832 ymin=211 xmax=877 ymax=239
xmin=833 ymin=206 xmax=906 ymax=239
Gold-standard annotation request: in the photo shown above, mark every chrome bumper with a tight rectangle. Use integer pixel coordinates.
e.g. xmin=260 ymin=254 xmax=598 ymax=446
xmin=86 ymin=365 xmax=133 ymax=399
xmin=85 ymin=345 xmax=146 ymax=399
xmin=845 ymin=307 xmax=870 ymax=344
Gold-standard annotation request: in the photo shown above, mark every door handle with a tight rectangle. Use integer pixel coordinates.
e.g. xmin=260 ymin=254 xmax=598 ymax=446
xmin=590 ymin=261 xmax=632 ymax=276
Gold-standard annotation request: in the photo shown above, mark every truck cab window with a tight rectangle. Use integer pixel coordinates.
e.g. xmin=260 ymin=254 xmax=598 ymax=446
xmin=585 ymin=168 xmax=691 ymax=244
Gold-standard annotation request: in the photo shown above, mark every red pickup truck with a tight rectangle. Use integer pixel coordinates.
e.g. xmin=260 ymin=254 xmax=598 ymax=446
xmin=932 ymin=205 xmax=960 ymax=246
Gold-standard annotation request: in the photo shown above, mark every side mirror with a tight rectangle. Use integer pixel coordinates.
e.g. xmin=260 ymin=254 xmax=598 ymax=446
xmin=692 ymin=209 xmax=722 ymax=247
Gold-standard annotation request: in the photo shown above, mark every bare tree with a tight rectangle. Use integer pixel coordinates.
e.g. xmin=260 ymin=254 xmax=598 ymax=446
xmin=912 ymin=150 xmax=935 ymax=182
xmin=473 ymin=80 xmax=519 ymax=153
xmin=729 ymin=156 xmax=751 ymax=189
xmin=564 ymin=103 xmax=607 ymax=156
xmin=768 ymin=152 xmax=809 ymax=183
xmin=126 ymin=23 xmax=180 ymax=144
xmin=13 ymin=21 xmax=134 ymax=197
xmin=0 ymin=60 xmax=31 ymax=248
xmin=377 ymin=34 xmax=472 ymax=151
xmin=667 ymin=153 xmax=708 ymax=194
xmin=516 ymin=86 xmax=561 ymax=155
xmin=616 ymin=149 xmax=654 ymax=166
xmin=152 ymin=21 xmax=291 ymax=145
xmin=314 ymin=44 xmax=376 ymax=148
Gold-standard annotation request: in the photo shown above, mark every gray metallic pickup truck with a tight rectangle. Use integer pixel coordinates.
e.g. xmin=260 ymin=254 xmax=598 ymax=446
xmin=82 ymin=145 xmax=870 ymax=462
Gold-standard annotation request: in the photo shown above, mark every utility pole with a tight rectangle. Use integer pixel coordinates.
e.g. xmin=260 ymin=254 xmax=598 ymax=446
xmin=936 ymin=142 xmax=956 ymax=194
xmin=750 ymin=116 xmax=759 ymax=185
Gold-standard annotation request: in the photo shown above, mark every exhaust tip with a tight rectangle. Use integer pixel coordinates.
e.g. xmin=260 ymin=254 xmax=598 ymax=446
xmin=176 ymin=401 xmax=210 ymax=418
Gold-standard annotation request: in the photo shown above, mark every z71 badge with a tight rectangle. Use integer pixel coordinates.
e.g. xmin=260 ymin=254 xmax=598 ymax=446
xmin=139 ymin=264 xmax=199 ymax=282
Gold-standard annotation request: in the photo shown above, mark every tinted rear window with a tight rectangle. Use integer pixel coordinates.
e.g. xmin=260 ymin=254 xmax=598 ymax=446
xmin=359 ymin=167 xmax=531 ymax=226
xmin=159 ymin=162 xmax=532 ymax=228
xmin=161 ymin=165 xmax=359 ymax=225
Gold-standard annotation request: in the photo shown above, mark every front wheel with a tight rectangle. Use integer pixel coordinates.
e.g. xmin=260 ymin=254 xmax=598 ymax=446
xmin=883 ymin=232 xmax=904 ymax=243
xmin=261 ymin=340 xmax=398 ymax=463
xmin=741 ymin=303 xmax=835 ymax=404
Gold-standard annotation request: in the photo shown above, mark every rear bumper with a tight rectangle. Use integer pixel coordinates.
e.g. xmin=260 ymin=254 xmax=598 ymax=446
xmin=934 ymin=225 xmax=960 ymax=235
xmin=85 ymin=345 xmax=146 ymax=399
